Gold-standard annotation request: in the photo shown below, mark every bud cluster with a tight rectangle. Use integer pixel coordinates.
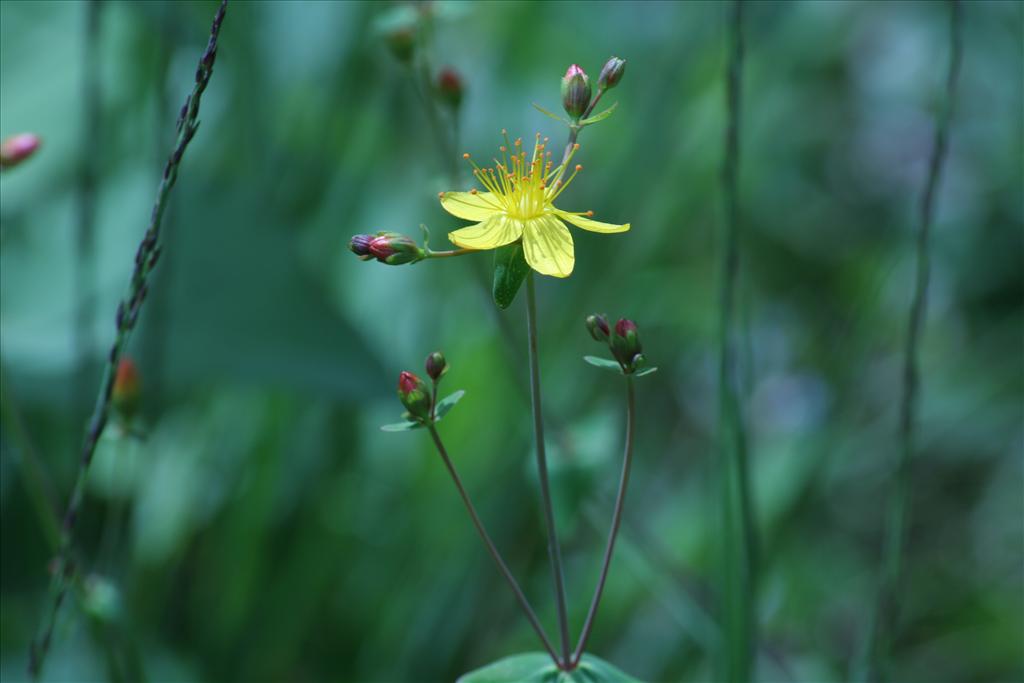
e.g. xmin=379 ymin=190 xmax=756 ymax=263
xmin=559 ymin=56 xmax=626 ymax=122
xmin=586 ymin=314 xmax=646 ymax=374
xmin=350 ymin=231 xmax=425 ymax=265
xmin=397 ymin=351 xmax=449 ymax=423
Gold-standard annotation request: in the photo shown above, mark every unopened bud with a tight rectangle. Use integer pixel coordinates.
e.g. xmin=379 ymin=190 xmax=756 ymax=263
xmin=112 ymin=357 xmax=141 ymax=421
xmin=561 ymin=64 xmax=591 ymax=120
xmin=611 ymin=319 xmax=642 ymax=371
xmin=585 ymin=314 xmax=610 ymax=342
xmin=398 ymin=370 xmax=432 ymax=421
xmin=367 ymin=232 xmax=424 ymax=265
xmin=436 ymin=68 xmax=463 ymax=109
xmin=425 ymin=351 xmax=448 ymax=381
xmin=598 ymin=57 xmax=626 ymax=91
xmin=349 ymin=234 xmax=375 ymax=261
xmin=0 ymin=133 xmax=41 ymax=169
xmin=385 ymin=27 xmax=416 ymax=63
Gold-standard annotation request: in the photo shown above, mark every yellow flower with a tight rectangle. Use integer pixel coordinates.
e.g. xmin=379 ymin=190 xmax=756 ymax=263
xmin=439 ymin=132 xmax=630 ymax=278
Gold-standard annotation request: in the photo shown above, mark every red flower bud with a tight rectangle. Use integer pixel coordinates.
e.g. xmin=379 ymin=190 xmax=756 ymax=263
xmin=112 ymin=357 xmax=141 ymax=420
xmin=436 ymin=67 xmax=464 ymax=109
xmin=367 ymin=232 xmax=424 ymax=265
xmin=598 ymin=57 xmax=626 ymax=91
xmin=561 ymin=64 xmax=591 ymax=120
xmin=425 ymin=351 xmax=448 ymax=381
xmin=611 ymin=319 xmax=643 ymax=371
xmin=0 ymin=133 xmax=41 ymax=169
xmin=586 ymin=314 xmax=610 ymax=342
xmin=398 ymin=371 xmax=432 ymax=421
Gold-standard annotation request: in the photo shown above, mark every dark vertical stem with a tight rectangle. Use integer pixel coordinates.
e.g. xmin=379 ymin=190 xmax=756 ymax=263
xmin=571 ymin=376 xmax=635 ymax=666
xmin=718 ymin=2 xmax=757 ymax=682
xmin=425 ymin=425 xmax=560 ymax=666
xmin=865 ymin=2 xmax=963 ymax=680
xmin=74 ymin=0 xmax=102 ymax=423
xmin=28 ymin=3 xmax=229 ymax=678
xmin=525 ymin=272 xmax=571 ymax=667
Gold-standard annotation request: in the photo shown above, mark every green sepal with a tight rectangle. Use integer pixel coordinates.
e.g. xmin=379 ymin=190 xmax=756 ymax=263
xmin=531 ymin=102 xmax=569 ymax=124
xmin=634 ymin=367 xmax=658 ymax=378
xmin=434 ymin=389 xmax=465 ymax=422
xmin=580 ymin=101 xmax=619 ymax=127
xmin=584 ymin=356 xmax=624 ymax=373
xmin=380 ymin=420 xmax=425 ymax=432
xmin=493 ymin=243 xmax=530 ymax=309
xmin=456 ymin=652 xmax=642 ymax=683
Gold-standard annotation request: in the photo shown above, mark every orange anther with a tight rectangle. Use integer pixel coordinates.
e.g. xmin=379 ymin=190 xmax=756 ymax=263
xmin=438 ymin=192 xmax=445 ymax=198
xmin=586 ymin=210 xmax=594 ymax=217
xmin=575 ymin=164 xmax=582 ymax=171
xmin=470 ymin=188 xmax=478 ymax=194
xmin=573 ymin=143 xmax=580 ymax=151
xmin=462 ymin=153 xmax=470 ymax=159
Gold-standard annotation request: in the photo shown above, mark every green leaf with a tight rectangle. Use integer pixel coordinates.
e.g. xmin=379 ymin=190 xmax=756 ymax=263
xmin=580 ymin=101 xmax=619 ymax=127
xmin=380 ymin=420 xmax=423 ymax=432
xmin=531 ymin=102 xmax=569 ymax=123
xmin=584 ymin=356 xmax=624 ymax=374
xmin=493 ymin=243 xmax=530 ymax=309
xmin=635 ymin=367 xmax=658 ymax=377
xmin=434 ymin=389 xmax=465 ymax=421
xmin=457 ymin=652 xmax=642 ymax=683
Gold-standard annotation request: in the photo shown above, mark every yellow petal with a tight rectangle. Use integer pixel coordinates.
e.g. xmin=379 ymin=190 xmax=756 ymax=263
xmin=555 ymin=210 xmax=630 ymax=234
xmin=440 ymin=191 xmax=502 ymax=221
xmin=448 ymin=214 xmax=523 ymax=250
xmin=522 ymin=215 xmax=574 ymax=278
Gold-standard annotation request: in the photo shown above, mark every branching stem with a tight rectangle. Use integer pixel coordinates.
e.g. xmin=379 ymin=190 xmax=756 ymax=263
xmin=571 ymin=376 xmax=635 ymax=666
xmin=426 ymin=425 xmax=560 ymax=666
xmin=525 ymin=272 xmax=572 ymax=667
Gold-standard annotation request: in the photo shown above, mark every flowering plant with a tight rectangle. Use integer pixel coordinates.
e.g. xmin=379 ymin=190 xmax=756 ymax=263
xmin=351 ymin=57 xmax=654 ymax=682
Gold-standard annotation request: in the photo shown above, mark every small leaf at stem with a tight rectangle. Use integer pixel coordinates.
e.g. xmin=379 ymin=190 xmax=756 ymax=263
xmin=634 ymin=367 xmax=658 ymax=377
xmin=584 ymin=355 xmax=624 ymax=373
xmin=531 ymin=102 xmax=569 ymax=123
xmin=456 ymin=652 xmax=642 ymax=683
xmin=580 ymin=101 xmax=619 ymax=127
xmin=380 ymin=420 xmax=424 ymax=432
xmin=434 ymin=389 xmax=465 ymax=421
xmin=493 ymin=243 xmax=530 ymax=309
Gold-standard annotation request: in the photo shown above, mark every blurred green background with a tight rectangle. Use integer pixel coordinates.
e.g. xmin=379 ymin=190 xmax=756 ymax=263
xmin=1 ymin=1 xmax=1021 ymax=681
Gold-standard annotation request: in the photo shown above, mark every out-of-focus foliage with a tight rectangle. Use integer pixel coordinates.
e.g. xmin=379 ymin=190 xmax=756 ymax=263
xmin=1 ymin=1 xmax=1021 ymax=682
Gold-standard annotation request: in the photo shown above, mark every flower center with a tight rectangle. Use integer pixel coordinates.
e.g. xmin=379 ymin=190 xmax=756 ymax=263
xmin=462 ymin=131 xmax=584 ymax=221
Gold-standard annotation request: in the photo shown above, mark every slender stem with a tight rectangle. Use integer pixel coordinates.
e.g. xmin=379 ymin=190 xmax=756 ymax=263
xmin=571 ymin=376 xmax=635 ymax=666
xmin=525 ymin=272 xmax=571 ymax=666
xmin=425 ymin=247 xmax=476 ymax=259
xmin=28 ymin=3 xmax=228 ymax=678
xmin=426 ymin=425 xmax=560 ymax=666
xmin=717 ymin=2 xmax=757 ymax=682
xmin=864 ymin=2 xmax=963 ymax=681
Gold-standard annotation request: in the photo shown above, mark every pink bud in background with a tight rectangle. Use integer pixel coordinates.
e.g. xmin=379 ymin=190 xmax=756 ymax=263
xmin=0 ymin=133 xmax=41 ymax=169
